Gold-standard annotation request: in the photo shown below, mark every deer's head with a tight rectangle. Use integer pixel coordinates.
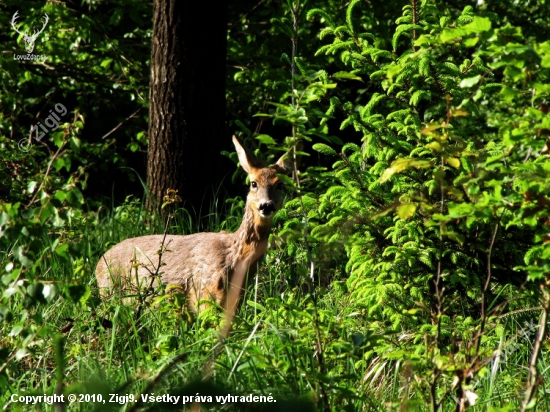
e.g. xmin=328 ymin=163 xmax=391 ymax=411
xmin=233 ymin=136 xmax=293 ymax=223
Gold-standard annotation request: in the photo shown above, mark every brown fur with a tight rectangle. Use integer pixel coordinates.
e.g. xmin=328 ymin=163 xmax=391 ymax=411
xmin=95 ymin=136 xmax=292 ymax=311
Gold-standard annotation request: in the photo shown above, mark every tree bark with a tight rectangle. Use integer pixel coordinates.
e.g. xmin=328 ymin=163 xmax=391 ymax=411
xmin=147 ymin=0 xmax=228 ymax=215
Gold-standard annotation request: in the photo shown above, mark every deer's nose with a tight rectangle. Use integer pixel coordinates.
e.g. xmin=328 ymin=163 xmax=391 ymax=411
xmin=259 ymin=201 xmax=275 ymax=216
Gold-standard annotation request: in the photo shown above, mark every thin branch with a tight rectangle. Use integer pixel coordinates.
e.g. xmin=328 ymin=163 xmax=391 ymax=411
xmin=26 ymin=140 xmax=66 ymax=207
xmin=101 ymin=109 xmax=142 ymax=140
xmin=411 ymin=0 xmax=418 ymax=52
xmin=475 ymin=221 xmax=499 ymax=355
xmin=521 ymin=288 xmax=550 ymax=411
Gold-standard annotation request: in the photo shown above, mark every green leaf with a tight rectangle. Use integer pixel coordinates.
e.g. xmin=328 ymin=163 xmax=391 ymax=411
xmin=27 ymin=181 xmax=38 ymax=194
xmin=42 ymin=284 xmax=57 ymax=302
xmin=53 ymin=157 xmax=66 ymax=172
xmin=371 ymin=206 xmax=396 ymax=220
xmin=445 ymin=157 xmax=460 ymax=168
xmin=380 ymin=158 xmax=432 ymax=183
xmin=155 ymin=334 xmax=178 ymax=355
xmin=235 ymin=120 xmax=252 ymax=135
xmin=332 ymin=71 xmax=363 ymax=81
xmin=280 ymin=53 xmax=292 ymax=65
xmin=409 ymin=90 xmax=430 ymax=107
xmin=386 ymin=64 xmax=402 ymax=82
xmin=55 ymin=243 xmax=69 ymax=259
xmin=27 ymin=282 xmax=44 ymax=300
xmin=440 ymin=28 xmax=467 ymax=43
xmin=0 ymin=305 xmax=13 ymax=322
xmin=392 ymin=24 xmax=421 ymax=50
xmin=270 ymin=18 xmax=295 ymax=37
xmin=10 ymin=324 xmax=24 ymax=337
xmin=247 ymin=300 xmax=266 ymax=311
xmin=396 ymin=203 xmax=417 ymax=220
xmin=498 ymin=86 xmax=520 ymax=101
xmin=13 ymin=245 xmax=32 ymax=267
xmin=100 ymin=58 xmax=113 ymax=68
xmin=0 ymin=212 xmax=10 ymax=226
xmin=442 ymin=229 xmax=465 ymax=246
xmin=462 ymin=16 xmax=492 ymax=34
xmin=312 ymin=143 xmax=337 ymax=156
xmin=414 ymin=35 xmax=431 ymax=47
xmin=451 ymin=108 xmax=469 ymax=117
xmin=70 ymin=136 xmax=82 ymax=152
xmin=346 ymin=0 xmax=361 ymax=33
xmin=65 ymin=284 xmax=90 ymax=304
xmin=15 ymin=349 xmax=29 ymax=361
xmin=426 ymin=142 xmax=443 ymax=151
xmin=460 ymin=75 xmax=481 ymax=88
xmin=255 ymin=134 xmax=276 ymax=145
xmin=463 ymin=37 xmax=479 ymax=47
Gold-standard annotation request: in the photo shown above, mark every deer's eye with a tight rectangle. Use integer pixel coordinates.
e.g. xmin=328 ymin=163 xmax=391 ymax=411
xmin=251 ymin=181 xmax=258 ymax=189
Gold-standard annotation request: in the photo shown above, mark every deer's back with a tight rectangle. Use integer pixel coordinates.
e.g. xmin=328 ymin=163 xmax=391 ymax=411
xmin=95 ymin=232 xmax=235 ymax=307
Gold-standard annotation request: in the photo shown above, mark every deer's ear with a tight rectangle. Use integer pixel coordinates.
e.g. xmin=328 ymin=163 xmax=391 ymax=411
xmin=232 ymin=136 xmax=264 ymax=174
xmin=274 ymin=151 xmax=294 ymax=175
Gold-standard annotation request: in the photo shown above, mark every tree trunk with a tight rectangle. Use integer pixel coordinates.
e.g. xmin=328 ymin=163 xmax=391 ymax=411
xmin=147 ymin=0 xmax=228 ymax=215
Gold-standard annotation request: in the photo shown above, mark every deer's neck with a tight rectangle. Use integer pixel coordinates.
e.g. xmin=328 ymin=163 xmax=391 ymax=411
xmin=229 ymin=205 xmax=272 ymax=269
xmin=237 ymin=204 xmax=272 ymax=243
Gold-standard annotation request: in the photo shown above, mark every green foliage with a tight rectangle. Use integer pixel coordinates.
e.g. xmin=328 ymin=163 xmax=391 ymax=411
xmin=2 ymin=0 xmax=550 ymax=410
xmin=1 ymin=0 xmax=150 ymax=201
xmin=275 ymin=0 xmax=550 ymax=408
xmin=0 ymin=0 xmax=151 ymax=407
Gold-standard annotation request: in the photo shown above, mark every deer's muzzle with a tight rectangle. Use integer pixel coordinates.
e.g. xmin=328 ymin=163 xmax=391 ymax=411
xmin=258 ymin=201 xmax=276 ymax=217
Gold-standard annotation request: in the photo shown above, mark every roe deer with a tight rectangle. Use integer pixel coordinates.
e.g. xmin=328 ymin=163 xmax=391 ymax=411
xmin=95 ymin=136 xmax=292 ymax=312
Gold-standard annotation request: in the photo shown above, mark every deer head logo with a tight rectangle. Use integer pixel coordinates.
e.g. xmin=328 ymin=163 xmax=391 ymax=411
xmin=11 ymin=11 xmax=49 ymax=54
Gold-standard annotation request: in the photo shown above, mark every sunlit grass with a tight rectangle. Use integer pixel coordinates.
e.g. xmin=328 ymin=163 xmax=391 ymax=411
xmin=2 ymin=195 xmax=549 ymax=411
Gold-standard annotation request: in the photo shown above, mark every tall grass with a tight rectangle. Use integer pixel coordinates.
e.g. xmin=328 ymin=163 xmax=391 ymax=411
xmin=2 ymin=194 xmax=549 ymax=411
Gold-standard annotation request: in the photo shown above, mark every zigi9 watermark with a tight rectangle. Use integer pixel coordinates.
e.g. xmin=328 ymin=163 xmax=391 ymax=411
xmin=19 ymin=103 xmax=68 ymax=152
